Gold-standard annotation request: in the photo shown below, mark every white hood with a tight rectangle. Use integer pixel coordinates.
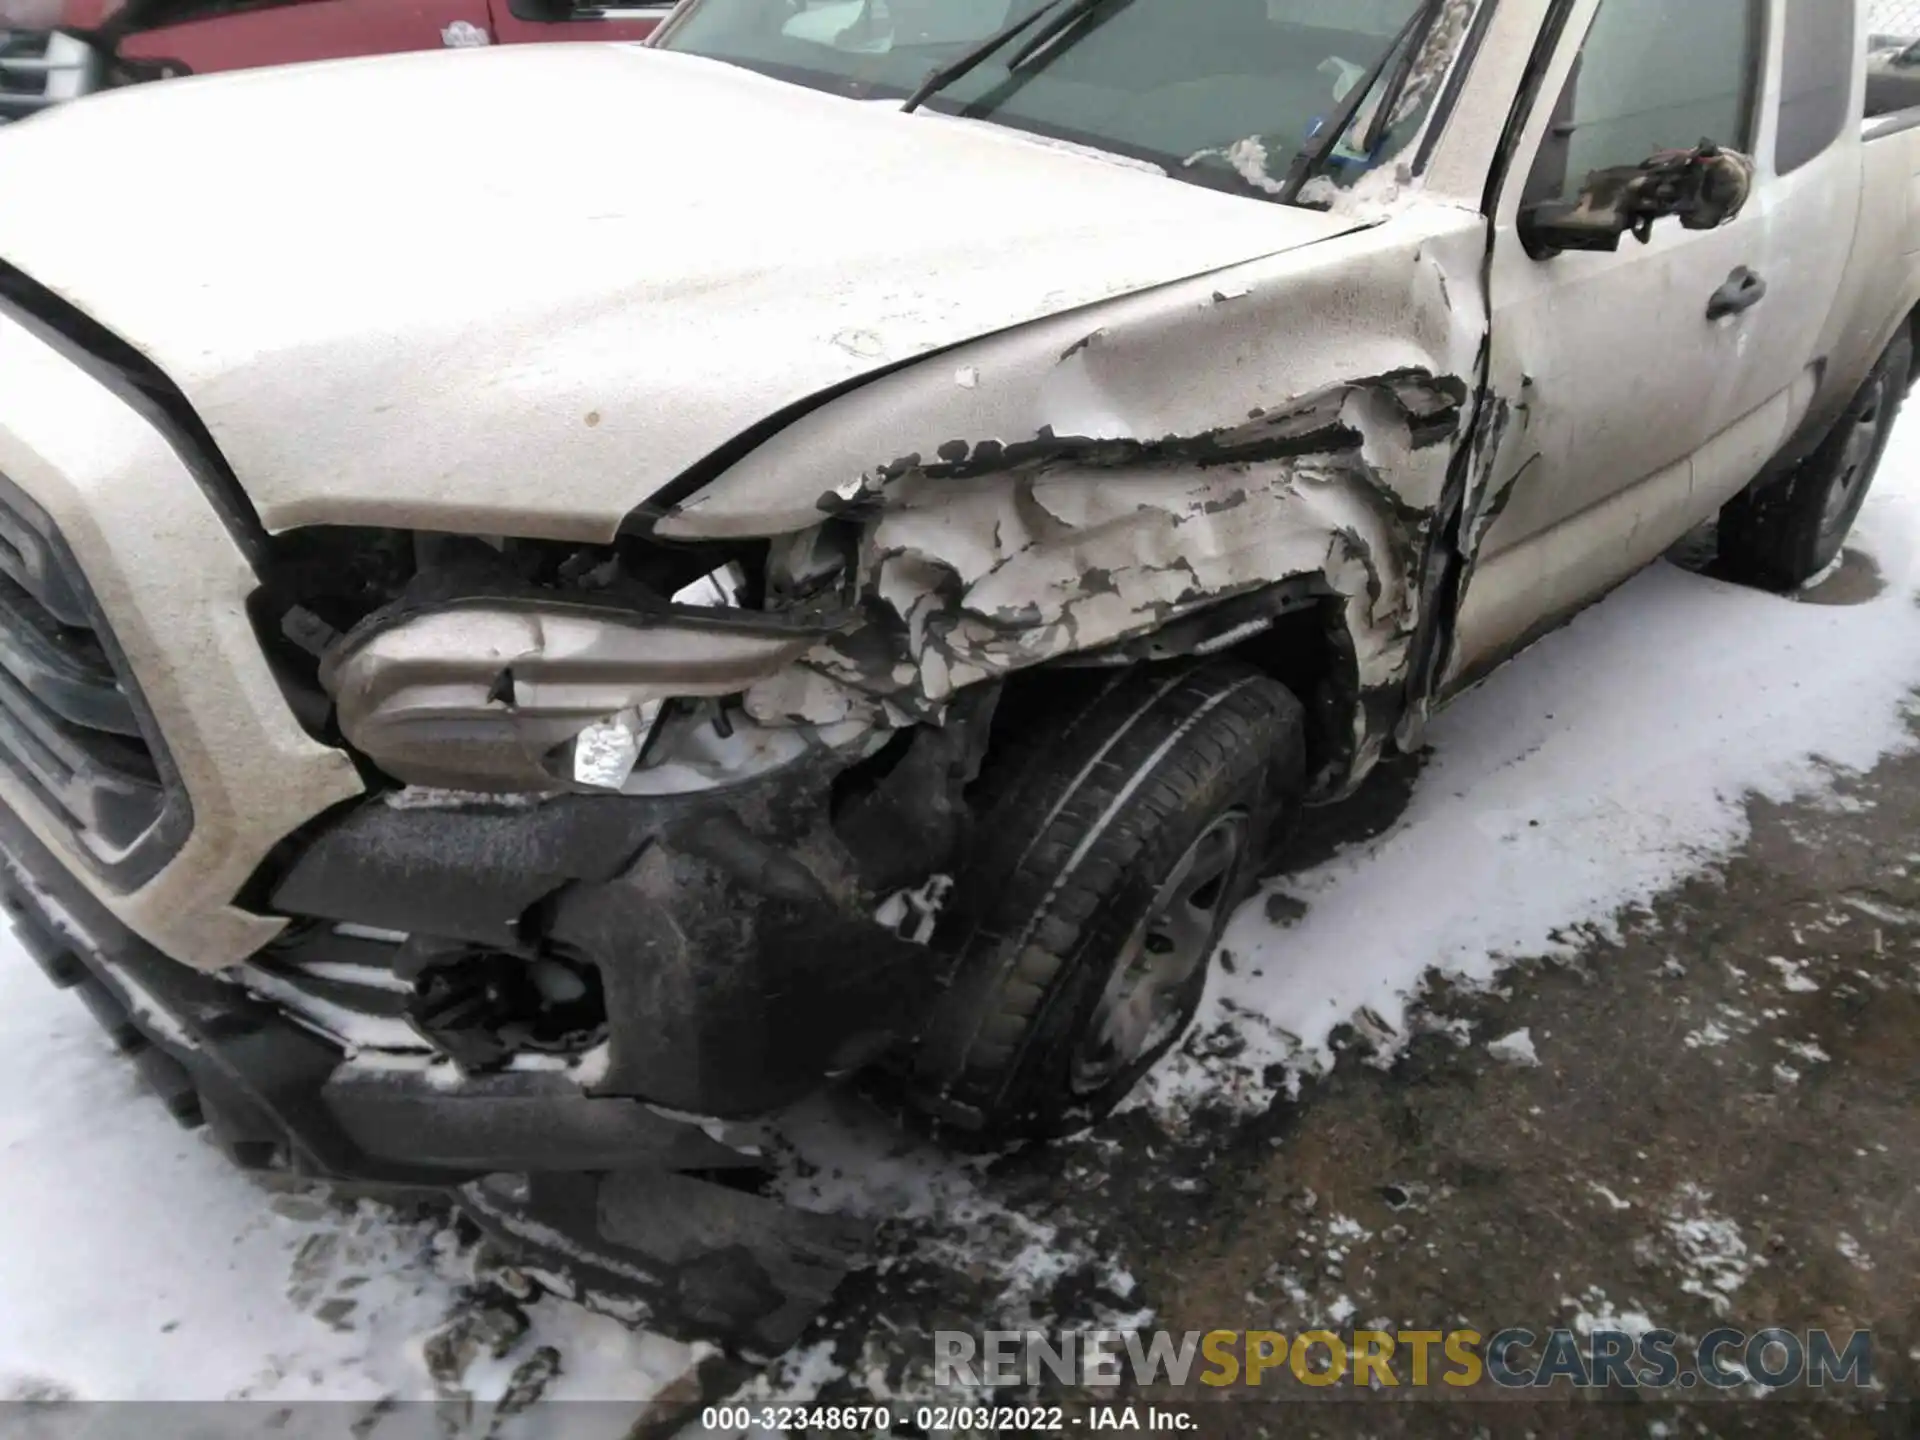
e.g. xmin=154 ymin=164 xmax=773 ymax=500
xmin=0 ymin=43 xmax=1358 ymax=540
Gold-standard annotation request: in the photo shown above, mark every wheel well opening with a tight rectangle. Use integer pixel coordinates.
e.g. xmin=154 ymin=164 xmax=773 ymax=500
xmin=973 ymin=591 xmax=1358 ymax=801
xmin=1908 ymin=303 xmax=1920 ymax=394
xmin=1224 ymin=597 xmax=1356 ymax=793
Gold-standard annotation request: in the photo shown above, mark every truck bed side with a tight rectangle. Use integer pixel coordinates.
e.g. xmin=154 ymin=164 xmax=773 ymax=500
xmin=1787 ymin=98 xmax=1920 ymax=457
xmin=1859 ymin=108 xmax=1920 ymax=352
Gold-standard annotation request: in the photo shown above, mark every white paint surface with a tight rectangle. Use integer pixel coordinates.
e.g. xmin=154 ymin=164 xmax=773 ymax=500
xmin=0 ymin=43 xmax=1348 ymax=542
xmin=1 ymin=417 xmax=1918 ymax=1411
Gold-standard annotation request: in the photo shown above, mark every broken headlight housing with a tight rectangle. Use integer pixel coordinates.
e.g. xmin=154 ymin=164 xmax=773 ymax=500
xmin=257 ymin=526 xmax=869 ymax=796
xmin=319 ymin=595 xmax=831 ymax=793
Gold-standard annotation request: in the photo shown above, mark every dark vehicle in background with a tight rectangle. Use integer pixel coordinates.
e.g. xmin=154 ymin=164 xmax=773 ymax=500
xmin=0 ymin=0 xmax=671 ymax=123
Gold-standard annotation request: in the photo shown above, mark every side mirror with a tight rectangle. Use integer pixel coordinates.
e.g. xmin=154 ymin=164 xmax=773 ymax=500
xmin=1519 ymin=140 xmax=1755 ymax=261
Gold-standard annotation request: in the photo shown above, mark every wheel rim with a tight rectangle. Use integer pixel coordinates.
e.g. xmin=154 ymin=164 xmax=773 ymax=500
xmin=1069 ymin=810 xmax=1250 ymax=1095
xmin=1819 ymin=378 xmax=1888 ymax=539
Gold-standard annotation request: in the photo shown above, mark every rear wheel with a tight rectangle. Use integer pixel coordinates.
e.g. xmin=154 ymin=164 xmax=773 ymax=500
xmin=1717 ymin=331 xmax=1910 ymax=591
xmin=910 ymin=661 xmax=1306 ymax=1141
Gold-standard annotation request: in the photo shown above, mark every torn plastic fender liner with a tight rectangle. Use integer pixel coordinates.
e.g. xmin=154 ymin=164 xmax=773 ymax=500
xmin=545 ymin=834 xmax=939 ymax=1116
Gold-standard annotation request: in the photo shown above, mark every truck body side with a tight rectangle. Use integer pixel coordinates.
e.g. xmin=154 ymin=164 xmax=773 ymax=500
xmin=1442 ymin=0 xmax=1920 ymax=691
xmin=0 ymin=0 xmax=1914 ymax=1346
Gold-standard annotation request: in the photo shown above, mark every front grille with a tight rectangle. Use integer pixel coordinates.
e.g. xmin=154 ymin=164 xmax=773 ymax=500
xmin=0 ymin=30 xmax=102 ymax=124
xmin=0 ymin=472 xmax=189 ymax=888
xmin=0 ymin=32 xmax=53 ymax=60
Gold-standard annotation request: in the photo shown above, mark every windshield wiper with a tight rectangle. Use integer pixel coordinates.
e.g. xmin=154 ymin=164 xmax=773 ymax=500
xmin=1276 ymin=0 xmax=1447 ymax=205
xmin=901 ymin=0 xmax=1112 ymax=114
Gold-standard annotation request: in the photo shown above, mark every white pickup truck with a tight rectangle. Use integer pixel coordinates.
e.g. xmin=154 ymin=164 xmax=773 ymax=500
xmin=0 ymin=0 xmax=1915 ymax=1349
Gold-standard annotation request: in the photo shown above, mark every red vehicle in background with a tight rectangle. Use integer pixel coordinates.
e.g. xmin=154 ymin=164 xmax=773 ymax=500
xmin=0 ymin=0 xmax=672 ymax=122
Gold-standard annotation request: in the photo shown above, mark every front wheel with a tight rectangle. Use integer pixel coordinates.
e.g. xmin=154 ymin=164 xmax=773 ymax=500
xmin=909 ymin=661 xmax=1306 ymax=1142
xmin=1717 ymin=330 xmax=1911 ymax=591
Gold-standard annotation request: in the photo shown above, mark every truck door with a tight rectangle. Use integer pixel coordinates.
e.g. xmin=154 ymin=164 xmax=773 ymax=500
xmin=488 ymin=0 xmax=674 ymax=46
xmin=1742 ymin=0 xmax=1863 ymax=428
xmin=1443 ymin=0 xmax=1840 ymax=689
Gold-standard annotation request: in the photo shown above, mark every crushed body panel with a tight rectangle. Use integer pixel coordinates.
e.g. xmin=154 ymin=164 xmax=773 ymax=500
xmin=664 ymin=213 xmax=1493 ymax=794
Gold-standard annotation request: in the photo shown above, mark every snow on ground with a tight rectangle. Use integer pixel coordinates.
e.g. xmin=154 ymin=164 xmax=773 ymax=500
xmin=0 ymin=955 xmax=704 ymax=1418
xmin=1146 ymin=420 xmax=1920 ymax=1120
xmin=2 ymin=420 xmax=1919 ymax=1418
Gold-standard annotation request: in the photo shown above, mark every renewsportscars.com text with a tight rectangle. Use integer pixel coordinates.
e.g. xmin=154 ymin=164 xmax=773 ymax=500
xmin=934 ymin=1327 xmax=1875 ymax=1393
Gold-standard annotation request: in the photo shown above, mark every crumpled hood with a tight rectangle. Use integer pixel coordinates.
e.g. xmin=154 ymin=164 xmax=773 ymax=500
xmin=0 ymin=42 xmax=1358 ymax=540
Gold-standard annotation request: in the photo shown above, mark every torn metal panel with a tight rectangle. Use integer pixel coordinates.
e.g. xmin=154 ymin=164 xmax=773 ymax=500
xmin=1391 ymin=349 xmax=1510 ymax=750
xmin=743 ymin=401 xmax=1430 ymax=750
xmin=655 ymin=213 xmax=1485 ymax=542
xmin=1456 ymin=384 xmax=1540 ymax=572
xmin=826 ymin=368 xmax=1468 ymax=497
xmin=675 ymin=214 xmax=1491 ymax=793
xmin=831 ymin=685 xmax=1000 ymax=897
xmin=882 ymin=451 xmax=1405 ymax=671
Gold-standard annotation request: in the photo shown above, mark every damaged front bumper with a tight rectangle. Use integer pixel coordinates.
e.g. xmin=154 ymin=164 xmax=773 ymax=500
xmin=262 ymin=753 xmax=951 ymax=1117
xmin=0 ymin=773 xmax=909 ymax=1356
xmin=0 ymin=292 xmax=970 ymax=1353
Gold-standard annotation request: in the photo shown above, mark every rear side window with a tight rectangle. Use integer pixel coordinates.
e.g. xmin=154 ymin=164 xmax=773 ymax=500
xmin=1524 ymin=0 xmax=1763 ymax=206
xmin=1777 ymin=0 xmax=1854 ymax=173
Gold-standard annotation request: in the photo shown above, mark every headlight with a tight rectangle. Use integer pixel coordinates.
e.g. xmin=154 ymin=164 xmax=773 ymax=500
xmin=321 ymin=599 xmax=823 ymax=792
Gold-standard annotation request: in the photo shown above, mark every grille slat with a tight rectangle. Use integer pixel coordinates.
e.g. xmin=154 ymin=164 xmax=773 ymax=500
xmin=0 ymin=573 xmax=140 ymax=735
xmin=0 ymin=32 xmax=54 ymax=61
xmin=0 ymin=477 xmax=185 ymax=883
xmin=0 ymin=31 xmax=102 ymax=125
xmin=0 ymin=504 xmax=90 ymax=626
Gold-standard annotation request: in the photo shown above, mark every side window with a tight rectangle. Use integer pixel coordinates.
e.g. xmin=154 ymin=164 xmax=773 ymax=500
xmin=1524 ymin=0 xmax=1763 ymax=207
xmin=1778 ymin=0 xmax=1854 ymax=173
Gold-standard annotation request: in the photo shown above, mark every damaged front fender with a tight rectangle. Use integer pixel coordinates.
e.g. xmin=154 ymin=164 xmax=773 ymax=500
xmin=646 ymin=215 xmax=1490 ymax=790
xmin=746 ymin=418 xmax=1420 ymax=729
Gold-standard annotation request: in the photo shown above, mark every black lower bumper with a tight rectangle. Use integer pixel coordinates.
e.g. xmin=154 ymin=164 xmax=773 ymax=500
xmin=261 ymin=763 xmax=949 ymax=1118
xmin=0 ymin=796 xmax=873 ymax=1356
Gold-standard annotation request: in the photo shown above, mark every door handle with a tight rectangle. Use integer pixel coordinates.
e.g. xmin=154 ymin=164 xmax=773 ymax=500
xmin=1707 ymin=266 xmax=1768 ymax=320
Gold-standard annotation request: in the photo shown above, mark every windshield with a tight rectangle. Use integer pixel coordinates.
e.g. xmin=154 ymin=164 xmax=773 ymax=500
xmin=655 ymin=0 xmax=1446 ymax=203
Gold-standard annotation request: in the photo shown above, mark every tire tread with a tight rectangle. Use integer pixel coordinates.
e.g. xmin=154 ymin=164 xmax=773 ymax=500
xmin=913 ymin=661 xmax=1304 ymax=1137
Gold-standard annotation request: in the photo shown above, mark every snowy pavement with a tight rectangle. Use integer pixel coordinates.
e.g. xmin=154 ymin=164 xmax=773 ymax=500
xmin=3 ymin=415 xmax=1919 ymax=1426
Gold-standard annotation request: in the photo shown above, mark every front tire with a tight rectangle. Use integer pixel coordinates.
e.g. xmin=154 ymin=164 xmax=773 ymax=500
xmin=910 ymin=661 xmax=1305 ymax=1141
xmin=1717 ymin=330 xmax=1911 ymax=591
